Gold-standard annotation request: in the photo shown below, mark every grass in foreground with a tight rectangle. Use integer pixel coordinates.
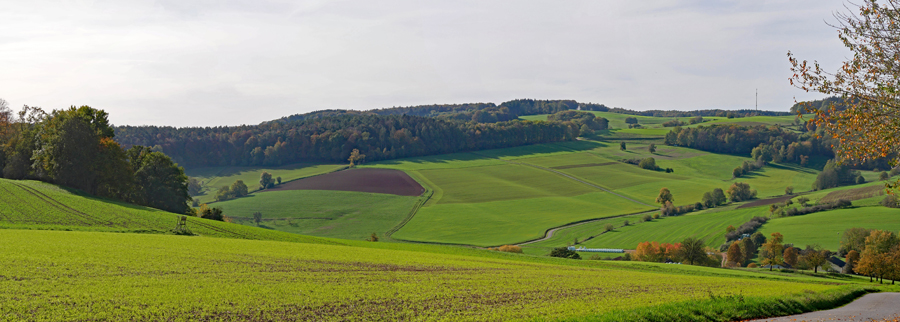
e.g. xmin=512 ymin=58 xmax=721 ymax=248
xmin=0 ymin=229 xmax=865 ymax=321
xmin=213 ymin=190 xmax=421 ymax=241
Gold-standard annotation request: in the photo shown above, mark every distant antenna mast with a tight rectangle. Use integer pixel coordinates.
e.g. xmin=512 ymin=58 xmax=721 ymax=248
xmin=755 ymin=88 xmax=758 ymax=115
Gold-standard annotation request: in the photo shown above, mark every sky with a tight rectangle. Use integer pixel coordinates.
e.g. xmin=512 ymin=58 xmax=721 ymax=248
xmin=1 ymin=0 xmax=849 ymax=127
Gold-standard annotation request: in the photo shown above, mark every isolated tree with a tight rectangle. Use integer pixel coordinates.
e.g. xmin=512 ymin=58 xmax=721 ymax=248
xmin=784 ymin=247 xmax=800 ymax=268
xmin=648 ymin=143 xmax=657 ymax=153
xmin=726 ymin=182 xmax=757 ymax=202
xmin=732 ymin=167 xmax=743 ymax=178
xmin=726 ymin=225 xmax=736 ymax=233
xmin=127 ymin=146 xmax=191 ymax=214
xmin=620 ymin=142 xmax=627 ymax=151
xmin=712 ymin=188 xmax=728 ymax=206
xmin=215 ymin=185 xmax=233 ymax=201
xmin=702 ymin=192 xmax=715 ymax=208
xmin=604 ymin=224 xmax=614 ymax=232
xmin=187 ymin=178 xmax=202 ymax=197
xmin=726 ymin=242 xmax=744 ymax=267
xmin=785 ymin=186 xmax=794 ymax=195
xmin=881 ymin=171 xmax=891 ymax=181
xmin=656 ymin=188 xmax=674 ymax=205
xmin=788 ymin=0 xmax=900 ymax=182
xmin=797 ymin=196 xmax=810 ymax=207
xmin=624 ymin=117 xmax=638 ymax=124
xmin=761 ymin=232 xmax=784 ymax=271
xmin=679 ymin=237 xmax=707 ymax=265
xmin=367 ymin=232 xmax=379 ymax=242
xmin=348 ymin=148 xmax=366 ymax=167
xmin=259 ymin=171 xmax=274 ymax=190
xmin=231 ymin=180 xmax=249 ymax=197
xmin=252 ymin=211 xmax=263 ymax=226
xmin=801 ymin=246 xmax=828 ymax=273
xmin=276 ymin=176 xmax=282 ymax=184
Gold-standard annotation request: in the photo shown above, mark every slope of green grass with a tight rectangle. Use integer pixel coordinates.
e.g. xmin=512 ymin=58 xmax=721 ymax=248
xmin=393 ymin=192 xmax=649 ymax=246
xmin=212 ymin=190 xmax=421 ymax=241
xmin=0 ymin=178 xmax=334 ymax=245
xmin=576 ymin=206 xmax=771 ymax=250
xmin=186 ymin=163 xmax=346 ymax=204
xmin=759 ymin=204 xmax=900 ymax=251
xmin=0 ymin=229 xmax=860 ymax=321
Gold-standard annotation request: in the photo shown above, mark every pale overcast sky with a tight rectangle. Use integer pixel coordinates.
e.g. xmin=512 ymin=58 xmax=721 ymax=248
xmin=1 ymin=0 xmax=848 ymax=127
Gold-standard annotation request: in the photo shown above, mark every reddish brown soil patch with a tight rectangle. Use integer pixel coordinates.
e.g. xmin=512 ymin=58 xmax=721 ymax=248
xmin=267 ymin=168 xmax=424 ymax=196
xmin=737 ymin=195 xmax=795 ymax=209
xmin=552 ymin=162 xmax=618 ymax=170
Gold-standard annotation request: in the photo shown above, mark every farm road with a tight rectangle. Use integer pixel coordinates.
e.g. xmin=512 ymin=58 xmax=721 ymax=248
xmin=517 ymin=210 xmax=655 ymax=246
xmin=749 ymin=292 xmax=900 ymax=322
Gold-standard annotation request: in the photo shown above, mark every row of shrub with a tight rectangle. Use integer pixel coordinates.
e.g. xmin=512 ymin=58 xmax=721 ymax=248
xmin=724 ymin=216 xmax=769 ymax=242
xmin=621 ymin=157 xmax=674 ymax=173
xmin=774 ymin=199 xmax=852 ymax=217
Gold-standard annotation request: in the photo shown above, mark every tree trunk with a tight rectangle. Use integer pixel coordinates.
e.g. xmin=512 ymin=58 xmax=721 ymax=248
xmin=814 ymin=266 xmax=817 ymax=273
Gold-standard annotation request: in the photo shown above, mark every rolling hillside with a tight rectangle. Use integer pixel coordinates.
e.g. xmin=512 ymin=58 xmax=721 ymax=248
xmin=0 ymin=178 xmax=333 ymax=244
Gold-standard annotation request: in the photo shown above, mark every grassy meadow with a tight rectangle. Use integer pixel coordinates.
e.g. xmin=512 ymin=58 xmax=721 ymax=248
xmin=212 ymin=189 xmax=421 ymax=241
xmin=186 ymin=163 xmax=346 ymax=204
xmin=0 ymin=178 xmax=331 ymax=244
xmin=759 ymin=203 xmax=900 ymax=251
xmin=0 ymin=229 xmax=875 ymax=321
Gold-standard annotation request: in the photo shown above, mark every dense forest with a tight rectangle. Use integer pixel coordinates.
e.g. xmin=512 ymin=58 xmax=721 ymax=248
xmin=115 ymin=114 xmax=579 ymax=168
xmin=789 ymin=96 xmax=849 ymax=114
xmin=0 ymin=105 xmax=191 ymax=214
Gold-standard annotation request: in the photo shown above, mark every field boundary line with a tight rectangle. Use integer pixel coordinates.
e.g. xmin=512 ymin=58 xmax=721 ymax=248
xmin=384 ymin=184 xmax=433 ymax=241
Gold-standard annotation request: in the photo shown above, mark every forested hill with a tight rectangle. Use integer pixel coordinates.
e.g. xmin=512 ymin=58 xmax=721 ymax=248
xmin=266 ymin=99 xmax=605 ymax=125
xmin=114 ymin=114 xmax=578 ymax=168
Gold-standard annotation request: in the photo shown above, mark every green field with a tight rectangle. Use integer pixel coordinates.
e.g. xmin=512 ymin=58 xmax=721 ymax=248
xmin=368 ymin=139 xmax=821 ymax=246
xmin=212 ymin=190 xmax=421 ymax=241
xmin=0 ymin=178 xmax=331 ymax=244
xmin=186 ymin=163 xmax=347 ymax=204
xmin=576 ymin=206 xmax=770 ymax=250
xmin=0 ymin=229 xmax=866 ymax=321
xmin=759 ymin=204 xmax=900 ymax=251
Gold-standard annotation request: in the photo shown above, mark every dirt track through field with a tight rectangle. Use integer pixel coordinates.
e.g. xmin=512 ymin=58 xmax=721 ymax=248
xmin=749 ymin=292 xmax=900 ymax=322
xmin=267 ymin=168 xmax=425 ymax=196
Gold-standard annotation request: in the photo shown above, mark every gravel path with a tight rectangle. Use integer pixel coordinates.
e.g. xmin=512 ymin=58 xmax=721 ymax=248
xmin=749 ymin=293 xmax=900 ymax=322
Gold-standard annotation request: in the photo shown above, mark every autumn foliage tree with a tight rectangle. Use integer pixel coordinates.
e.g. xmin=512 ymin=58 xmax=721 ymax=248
xmin=788 ymin=0 xmax=900 ymax=190
xmin=855 ymin=230 xmax=900 ymax=283
xmin=761 ymin=232 xmax=785 ymax=271
xmin=726 ymin=242 xmax=744 ymax=267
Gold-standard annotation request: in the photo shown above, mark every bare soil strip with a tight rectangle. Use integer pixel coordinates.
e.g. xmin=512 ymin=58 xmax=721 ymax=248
xmin=266 ymin=168 xmax=425 ymax=197
xmin=749 ymin=292 xmax=900 ymax=322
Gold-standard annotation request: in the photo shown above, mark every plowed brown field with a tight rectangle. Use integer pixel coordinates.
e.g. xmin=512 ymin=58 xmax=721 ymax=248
xmin=267 ymin=168 xmax=424 ymax=196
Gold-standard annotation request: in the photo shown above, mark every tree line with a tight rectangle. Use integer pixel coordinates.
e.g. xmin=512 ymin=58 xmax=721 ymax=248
xmin=0 ymin=104 xmax=191 ymax=214
xmin=114 ymin=114 xmax=579 ymax=168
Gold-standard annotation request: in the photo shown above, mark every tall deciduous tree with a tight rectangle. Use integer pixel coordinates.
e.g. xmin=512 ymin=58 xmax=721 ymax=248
xmin=656 ymin=188 xmax=674 ymax=205
xmin=679 ymin=237 xmax=707 ymax=265
xmin=761 ymin=232 xmax=785 ymax=271
xmin=788 ymin=0 xmax=900 ymax=189
xmin=726 ymin=242 xmax=744 ymax=267
xmin=128 ymin=146 xmax=191 ymax=214
xmin=784 ymin=247 xmax=799 ymax=268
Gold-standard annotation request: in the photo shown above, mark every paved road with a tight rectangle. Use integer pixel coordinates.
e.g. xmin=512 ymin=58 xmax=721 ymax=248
xmin=749 ymin=293 xmax=900 ymax=322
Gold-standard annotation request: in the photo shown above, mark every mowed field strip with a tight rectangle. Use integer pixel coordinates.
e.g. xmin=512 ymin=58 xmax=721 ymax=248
xmin=0 ymin=229 xmax=858 ymax=321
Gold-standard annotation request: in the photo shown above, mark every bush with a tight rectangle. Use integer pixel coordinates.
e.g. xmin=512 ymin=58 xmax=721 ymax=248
xmin=880 ymin=171 xmax=890 ymax=181
xmin=623 ymin=220 xmax=630 ymax=226
xmin=855 ymin=175 xmax=866 ymax=184
xmin=662 ymin=120 xmax=686 ymax=127
xmin=780 ymin=199 xmax=853 ymax=217
xmin=747 ymin=263 xmax=759 ymax=268
xmin=624 ymin=117 xmax=638 ymax=124
xmin=785 ymin=186 xmax=794 ymax=195
xmin=549 ymin=247 xmax=581 ymax=259
xmin=892 ymin=167 xmax=900 ymax=177
xmin=689 ymin=116 xmax=704 ymax=124
xmin=881 ymin=194 xmax=900 ymax=208
xmin=200 ymin=206 xmax=225 ymax=221
xmin=638 ymin=157 xmax=658 ymax=170
xmin=490 ymin=245 xmax=523 ymax=253
xmin=642 ymin=214 xmax=653 ymax=222
xmin=604 ymin=224 xmax=614 ymax=232
xmin=652 ymin=213 xmax=660 ymax=219
xmin=620 ymin=142 xmax=627 ymax=151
